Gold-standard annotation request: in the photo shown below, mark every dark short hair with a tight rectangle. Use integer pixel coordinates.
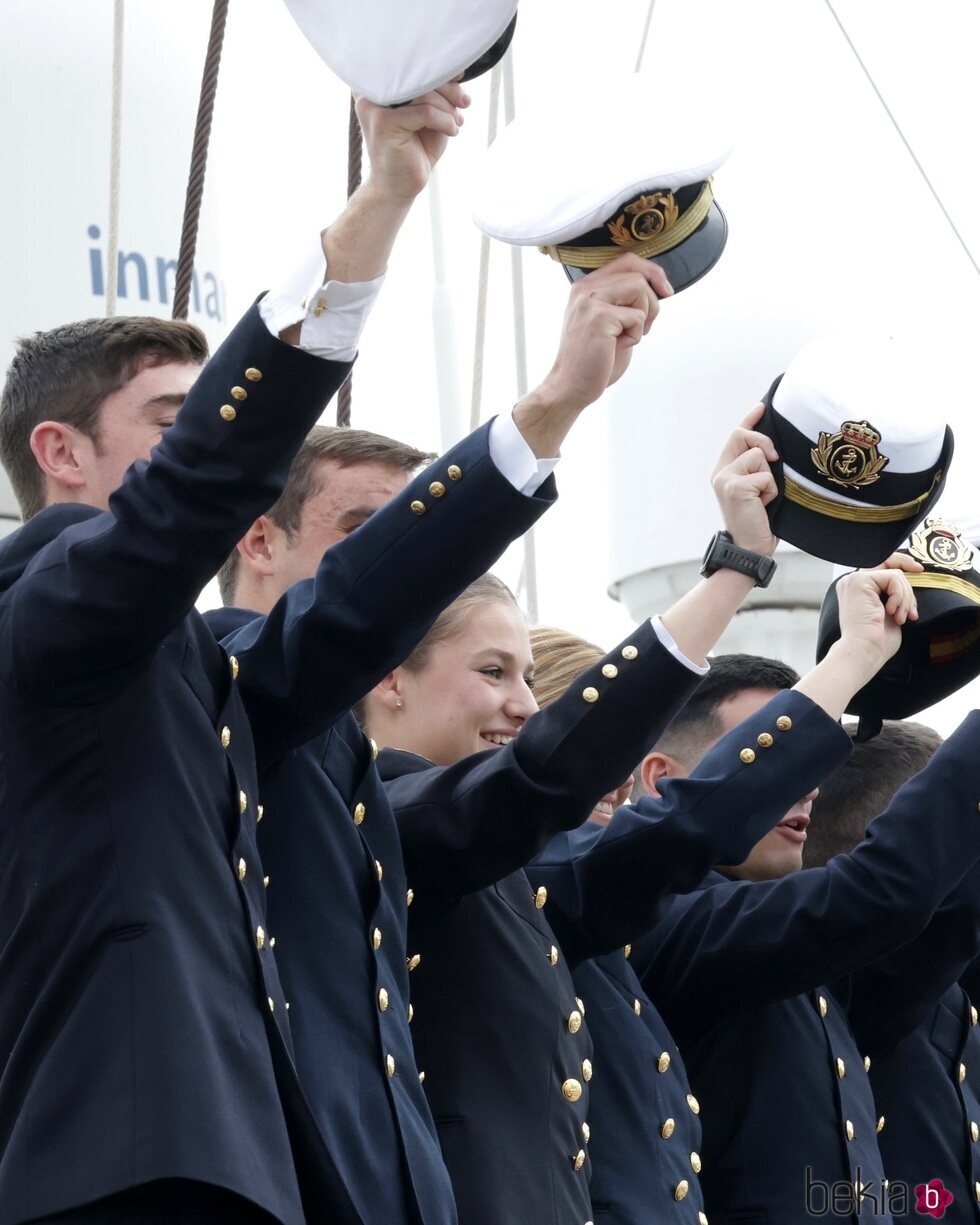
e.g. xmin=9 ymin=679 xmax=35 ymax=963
xmin=0 ymin=315 xmax=209 ymax=519
xmin=804 ymin=720 xmax=942 ymax=867
xmin=653 ymin=653 xmax=801 ymax=770
xmin=217 ymin=425 xmax=433 ymax=604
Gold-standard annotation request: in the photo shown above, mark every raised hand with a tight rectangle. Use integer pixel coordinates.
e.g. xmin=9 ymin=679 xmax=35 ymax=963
xmin=711 ymin=404 xmax=780 ymax=557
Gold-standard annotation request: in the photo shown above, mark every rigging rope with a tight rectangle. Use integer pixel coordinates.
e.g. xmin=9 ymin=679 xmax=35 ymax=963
xmin=105 ymin=0 xmax=125 ymax=317
xmin=634 ymin=0 xmax=657 ymax=73
xmin=824 ymin=0 xmax=979 ymax=278
xmin=469 ymin=63 xmax=502 ymax=431
xmin=173 ymin=0 xmax=230 ymax=320
xmin=336 ymin=94 xmax=363 ymax=426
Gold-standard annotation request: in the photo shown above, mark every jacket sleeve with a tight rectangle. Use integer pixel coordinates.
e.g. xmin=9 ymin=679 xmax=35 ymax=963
xmin=531 ymin=689 xmax=853 ymax=963
xmin=632 ymin=710 xmax=980 ymax=1039
xmin=845 ymin=870 xmax=980 ymax=1055
xmin=218 ymin=422 xmax=556 ymax=766
xmin=7 ymin=305 xmax=351 ymax=703
xmin=388 ymin=619 xmax=704 ymax=917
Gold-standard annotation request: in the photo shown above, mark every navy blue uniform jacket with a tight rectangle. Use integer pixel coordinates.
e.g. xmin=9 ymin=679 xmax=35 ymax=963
xmin=207 ymin=423 xmax=555 ymax=1225
xmin=382 ymin=670 xmax=846 ymax=1225
xmin=0 ymin=306 xmax=353 ymax=1225
xmin=634 ymin=710 xmax=980 ymax=1225
xmin=531 ymin=691 xmax=851 ymax=1225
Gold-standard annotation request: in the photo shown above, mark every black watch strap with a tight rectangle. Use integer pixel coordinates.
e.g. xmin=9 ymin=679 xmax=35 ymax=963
xmin=700 ymin=530 xmax=777 ymax=589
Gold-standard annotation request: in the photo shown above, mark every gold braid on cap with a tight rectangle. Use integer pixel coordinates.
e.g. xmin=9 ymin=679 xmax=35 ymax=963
xmin=782 ymin=469 xmax=943 ymax=524
xmin=907 ymin=572 xmax=980 ymax=605
xmin=540 ymin=180 xmax=714 ymax=269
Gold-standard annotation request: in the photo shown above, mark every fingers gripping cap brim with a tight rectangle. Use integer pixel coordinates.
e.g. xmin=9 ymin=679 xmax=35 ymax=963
xmin=564 ymin=201 xmax=729 ymax=292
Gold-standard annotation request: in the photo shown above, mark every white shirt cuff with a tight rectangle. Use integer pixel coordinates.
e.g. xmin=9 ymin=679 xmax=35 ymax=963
xmin=259 ymin=242 xmax=385 ymax=361
xmin=488 ymin=412 xmax=559 ymax=496
xmin=650 ymin=615 xmax=710 ymax=676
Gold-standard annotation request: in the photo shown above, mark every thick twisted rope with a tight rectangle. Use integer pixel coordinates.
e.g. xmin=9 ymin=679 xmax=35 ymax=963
xmin=336 ymin=94 xmax=363 ymax=426
xmin=172 ymin=0 xmax=230 ymax=320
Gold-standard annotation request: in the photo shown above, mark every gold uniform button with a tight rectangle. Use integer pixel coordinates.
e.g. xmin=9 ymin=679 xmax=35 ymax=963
xmin=372 ymin=928 xmax=383 ymax=950
xmin=601 ymin=664 xmax=619 ymax=679
xmin=699 ymin=1215 xmax=709 ymax=1225
xmin=633 ymin=998 xmax=642 ymax=1016
xmin=244 ymin=367 xmax=263 ymax=381
xmin=845 ymin=1120 xmax=854 ymax=1142
xmin=267 ymin=996 xmax=275 ymax=1012
xmin=285 ymin=1001 xmax=290 ymax=1011
xmin=562 ymin=1078 xmax=583 ymax=1102
xmin=961 ymin=1063 xmax=969 ymax=1083
xmin=219 ymin=405 xmax=237 ymax=422
xmin=263 ymin=875 xmax=270 ymax=888
xmin=573 ymin=1150 xmax=586 ymax=1171
xmin=776 ymin=715 xmax=792 ymax=731
xmin=576 ymin=996 xmax=586 ymax=1015
xmin=582 ymin=687 xmax=599 ymax=703
xmin=535 ymin=886 xmax=548 ymax=909
xmin=674 ymin=1181 xmax=690 ymax=1202
xmin=549 ymin=946 xmax=559 ymax=966
xmin=230 ymin=386 xmax=247 ymax=401
xmin=370 ymin=737 xmax=380 ymax=760
xmin=239 ymin=791 xmax=248 ymax=814
xmin=229 ymin=655 xmax=239 ymax=679
xmin=836 ymin=1057 xmax=846 ymax=1079
xmin=972 ymin=1121 xmax=979 ymax=1143
xmin=739 ymin=748 xmax=756 ymax=764
xmin=657 ymin=1052 xmax=671 ymax=1074
xmin=378 ymin=988 xmax=389 ymax=1012
xmin=690 ymin=1152 xmax=702 ymax=1174
xmin=687 ymin=1093 xmax=700 ymax=1115
xmin=406 ymin=888 xmax=415 ymax=907
xmin=661 ymin=1118 xmax=675 ymax=1140
xmin=429 ymin=481 xmax=446 ymax=497
xmin=447 ymin=465 xmax=462 ymax=481
xmin=269 ymin=937 xmax=276 ymax=949
xmin=386 ymin=1054 xmax=395 ymax=1078
xmin=237 ymin=858 xmax=247 ymax=881
xmin=256 ymin=805 xmax=264 ymax=823
xmin=624 ymin=943 xmax=632 ymax=959
xmin=410 ymin=500 xmax=426 ymax=516
xmin=418 ymin=1070 xmax=426 ymax=1084
xmin=408 ymin=1004 xmax=414 ymax=1022
xmin=621 ymin=645 xmax=639 ymax=660
xmin=975 ymin=1181 xmax=980 ymax=1203
xmin=220 ymin=726 xmax=231 ymax=748
xmin=255 ymin=925 xmax=266 ymax=950
xmin=408 ymin=954 xmax=422 ymax=971
xmin=818 ymin=995 xmax=828 ymax=1017
xmin=353 ymin=802 xmax=366 ymax=825
xmin=375 ymin=859 xmax=384 ymax=881
xmin=864 ymin=1056 xmax=872 ymax=1072
xmin=568 ymin=1010 xmax=583 ymax=1034
xmin=582 ymin=1059 xmax=593 ymax=1082
xmin=973 ymin=1004 xmax=979 ymax=1026
xmin=757 ymin=732 xmax=774 ymax=748
xmin=582 ymin=1121 xmax=591 ymax=1142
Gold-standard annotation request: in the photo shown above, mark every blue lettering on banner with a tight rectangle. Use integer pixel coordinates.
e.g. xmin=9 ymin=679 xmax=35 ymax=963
xmin=87 ymin=225 xmax=224 ymax=321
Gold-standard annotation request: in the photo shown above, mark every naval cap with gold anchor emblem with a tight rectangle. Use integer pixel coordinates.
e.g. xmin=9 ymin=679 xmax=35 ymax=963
xmin=282 ymin=0 xmax=518 ymax=106
xmin=471 ymin=75 xmax=731 ymax=291
xmin=816 ymin=518 xmax=980 ymax=739
xmin=757 ymin=332 xmax=954 ymax=568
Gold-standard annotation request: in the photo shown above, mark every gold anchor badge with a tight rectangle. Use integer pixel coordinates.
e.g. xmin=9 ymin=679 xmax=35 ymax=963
xmin=607 ymin=192 xmax=680 ymax=246
xmin=811 ymin=420 xmax=889 ymax=489
xmin=908 ymin=518 xmax=974 ymax=572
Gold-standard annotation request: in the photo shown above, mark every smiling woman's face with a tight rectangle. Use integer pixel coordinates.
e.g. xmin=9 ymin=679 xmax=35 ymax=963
xmin=395 ymin=599 xmax=538 ymax=766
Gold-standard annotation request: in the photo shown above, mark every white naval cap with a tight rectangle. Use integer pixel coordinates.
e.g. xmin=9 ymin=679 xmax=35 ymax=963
xmin=759 ymin=331 xmax=954 ymax=567
xmin=282 ymin=0 xmax=518 ymax=106
xmin=472 ymin=76 xmax=732 ymax=290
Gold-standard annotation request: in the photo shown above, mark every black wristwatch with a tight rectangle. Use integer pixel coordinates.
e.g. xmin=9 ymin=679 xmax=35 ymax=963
xmin=700 ymin=530 xmax=777 ymax=588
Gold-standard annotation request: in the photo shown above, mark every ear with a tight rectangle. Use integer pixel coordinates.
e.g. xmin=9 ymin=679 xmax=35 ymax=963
xmin=236 ymin=515 xmax=279 ymax=580
xmin=29 ymin=421 xmax=87 ymax=492
xmin=639 ymin=750 xmax=681 ymax=799
xmin=372 ymin=669 xmax=405 ymax=712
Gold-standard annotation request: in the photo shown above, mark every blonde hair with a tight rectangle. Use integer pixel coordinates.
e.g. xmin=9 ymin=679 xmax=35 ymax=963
xmin=529 ymin=625 xmax=604 ymax=709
